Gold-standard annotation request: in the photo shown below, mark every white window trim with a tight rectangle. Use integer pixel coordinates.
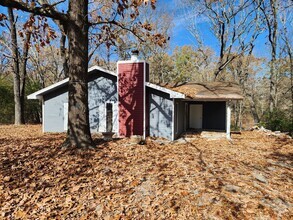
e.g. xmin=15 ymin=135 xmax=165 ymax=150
xmin=104 ymin=101 xmax=115 ymax=132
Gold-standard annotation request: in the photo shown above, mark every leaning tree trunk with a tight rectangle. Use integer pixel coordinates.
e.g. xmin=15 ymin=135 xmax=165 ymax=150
xmin=268 ymin=0 xmax=278 ymax=113
xmin=60 ymin=33 xmax=69 ymax=78
xmin=8 ymin=7 xmax=24 ymax=125
xmin=64 ymin=0 xmax=94 ymax=148
xmin=55 ymin=19 xmax=69 ymax=78
xmin=286 ymin=45 xmax=293 ymax=132
xmin=20 ymin=30 xmax=31 ymax=121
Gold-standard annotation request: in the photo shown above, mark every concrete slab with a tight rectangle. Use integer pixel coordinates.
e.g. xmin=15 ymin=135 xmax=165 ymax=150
xmin=201 ymin=131 xmax=226 ymax=140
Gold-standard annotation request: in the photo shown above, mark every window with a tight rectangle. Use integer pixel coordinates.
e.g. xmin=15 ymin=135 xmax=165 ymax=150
xmin=106 ymin=103 xmax=113 ymax=132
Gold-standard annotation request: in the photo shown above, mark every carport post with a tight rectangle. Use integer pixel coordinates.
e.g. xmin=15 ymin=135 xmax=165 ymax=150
xmin=226 ymin=101 xmax=231 ymax=139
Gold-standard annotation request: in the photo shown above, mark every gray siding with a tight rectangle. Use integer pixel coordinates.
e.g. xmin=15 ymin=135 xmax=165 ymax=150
xmin=43 ymin=87 xmax=68 ymax=132
xmin=88 ymin=72 xmax=118 ymax=132
xmin=43 ymin=71 xmax=118 ymax=133
xmin=148 ymin=89 xmax=173 ymax=140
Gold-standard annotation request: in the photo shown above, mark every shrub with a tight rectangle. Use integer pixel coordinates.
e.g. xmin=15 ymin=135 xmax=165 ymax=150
xmin=0 ymin=78 xmax=42 ymax=124
xmin=0 ymin=78 xmax=14 ymax=124
xmin=25 ymin=80 xmax=42 ymax=123
xmin=261 ymin=109 xmax=293 ymax=135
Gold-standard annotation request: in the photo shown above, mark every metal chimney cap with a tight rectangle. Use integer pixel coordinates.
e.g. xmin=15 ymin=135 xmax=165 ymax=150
xmin=131 ymin=50 xmax=139 ymax=55
xmin=131 ymin=49 xmax=139 ymax=61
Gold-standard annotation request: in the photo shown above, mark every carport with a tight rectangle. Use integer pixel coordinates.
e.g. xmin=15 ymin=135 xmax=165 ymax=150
xmin=172 ymin=82 xmax=243 ymax=139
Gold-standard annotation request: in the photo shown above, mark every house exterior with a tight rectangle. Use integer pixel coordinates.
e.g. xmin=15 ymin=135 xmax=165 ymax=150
xmin=28 ymin=55 xmax=243 ymax=141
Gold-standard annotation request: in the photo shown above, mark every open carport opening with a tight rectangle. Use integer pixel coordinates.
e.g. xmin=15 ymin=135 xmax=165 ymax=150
xmin=186 ymin=101 xmax=226 ymax=132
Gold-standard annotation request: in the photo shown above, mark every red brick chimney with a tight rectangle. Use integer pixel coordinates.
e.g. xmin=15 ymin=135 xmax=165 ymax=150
xmin=117 ymin=50 xmax=149 ymax=138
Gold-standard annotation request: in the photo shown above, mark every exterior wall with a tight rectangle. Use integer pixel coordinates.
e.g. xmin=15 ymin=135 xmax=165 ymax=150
xmin=43 ymin=87 xmax=68 ymax=132
xmin=118 ymin=62 xmax=145 ymax=137
xmin=88 ymin=72 xmax=118 ymax=133
xmin=42 ymin=68 xmax=227 ymax=137
xmin=43 ymin=71 xmax=118 ymax=133
xmin=174 ymin=100 xmax=186 ymax=139
xmin=148 ymin=88 xmax=173 ymax=140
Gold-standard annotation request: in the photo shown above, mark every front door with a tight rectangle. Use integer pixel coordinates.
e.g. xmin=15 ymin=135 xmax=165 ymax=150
xmin=189 ymin=104 xmax=203 ymax=129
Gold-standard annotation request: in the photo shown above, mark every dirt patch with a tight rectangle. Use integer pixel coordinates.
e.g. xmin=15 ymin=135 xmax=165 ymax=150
xmin=0 ymin=125 xmax=292 ymax=219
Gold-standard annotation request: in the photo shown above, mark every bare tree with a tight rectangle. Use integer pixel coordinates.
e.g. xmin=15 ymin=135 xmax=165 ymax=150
xmin=228 ymin=50 xmax=265 ymax=126
xmin=279 ymin=3 xmax=293 ymax=126
xmin=29 ymin=44 xmax=64 ymax=87
xmin=259 ymin=0 xmax=293 ymax=115
xmin=178 ymin=0 xmax=262 ymax=80
xmin=260 ymin=0 xmax=278 ymax=113
xmin=90 ymin=2 xmax=172 ymax=64
xmin=7 ymin=8 xmax=32 ymax=125
xmin=0 ymin=43 xmax=9 ymax=80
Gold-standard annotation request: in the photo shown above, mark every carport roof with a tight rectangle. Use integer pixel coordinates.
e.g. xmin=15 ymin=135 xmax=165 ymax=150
xmin=166 ymin=82 xmax=244 ymax=101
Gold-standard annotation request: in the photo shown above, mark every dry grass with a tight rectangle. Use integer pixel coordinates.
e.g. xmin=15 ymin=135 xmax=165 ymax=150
xmin=0 ymin=125 xmax=292 ymax=219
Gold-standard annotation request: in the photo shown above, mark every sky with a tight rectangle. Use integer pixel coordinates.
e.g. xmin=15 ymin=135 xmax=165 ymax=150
xmin=157 ymin=0 xmax=270 ymax=58
xmin=0 ymin=1 xmax=290 ymax=59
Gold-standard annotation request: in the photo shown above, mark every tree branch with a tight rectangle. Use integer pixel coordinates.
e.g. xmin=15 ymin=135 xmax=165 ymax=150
xmin=0 ymin=0 xmax=67 ymax=22
xmin=89 ymin=20 xmax=146 ymax=43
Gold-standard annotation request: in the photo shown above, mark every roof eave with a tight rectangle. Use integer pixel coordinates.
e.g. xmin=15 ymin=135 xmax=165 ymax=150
xmin=88 ymin=65 xmax=116 ymax=77
xmin=27 ymin=78 xmax=69 ymax=100
xmin=184 ymin=96 xmax=244 ymax=101
xmin=145 ymin=82 xmax=185 ymax=99
xmin=27 ymin=66 xmax=116 ymax=100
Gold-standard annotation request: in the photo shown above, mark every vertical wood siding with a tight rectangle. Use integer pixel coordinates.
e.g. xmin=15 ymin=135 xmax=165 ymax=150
xmin=118 ymin=63 xmax=144 ymax=137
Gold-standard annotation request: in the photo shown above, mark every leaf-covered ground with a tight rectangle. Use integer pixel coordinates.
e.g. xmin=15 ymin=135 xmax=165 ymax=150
xmin=0 ymin=125 xmax=292 ymax=219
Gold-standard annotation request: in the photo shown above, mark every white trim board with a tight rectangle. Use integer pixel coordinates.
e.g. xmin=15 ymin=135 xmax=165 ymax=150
xmin=27 ymin=78 xmax=69 ymax=100
xmin=42 ymin=99 xmax=45 ymax=132
xmin=27 ymin=65 xmax=116 ymax=100
xmin=88 ymin=65 xmax=116 ymax=77
xmin=145 ymin=82 xmax=185 ymax=99
xmin=117 ymin=62 xmax=121 ymax=137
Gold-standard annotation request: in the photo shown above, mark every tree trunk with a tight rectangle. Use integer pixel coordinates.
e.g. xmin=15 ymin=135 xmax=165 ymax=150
xmin=288 ymin=43 xmax=293 ymax=130
xmin=55 ymin=20 xmax=69 ymax=78
xmin=63 ymin=0 xmax=94 ymax=148
xmin=268 ymin=0 xmax=278 ymax=113
xmin=20 ymin=30 xmax=31 ymax=121
xmin=233 ymin=101 xmax=243 ymax=130
xmin=8 ymin=7 xmax=25 ymax=125
xmin=248 ymin=95 xmax=260 ymax=124
xmin=60 ymin=33 xmax=69 ymax=78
